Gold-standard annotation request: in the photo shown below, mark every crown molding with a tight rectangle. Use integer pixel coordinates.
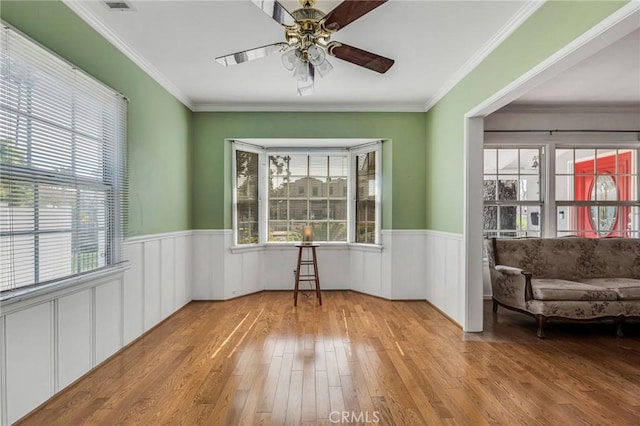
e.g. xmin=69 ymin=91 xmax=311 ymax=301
xmin=423 ymin=0 xmax=545 ymax=112
xmin=497 ymin=103 xmax=640 ymax=114
xmin=63 ymin=0 xmax=195 ymax=110
xmin=191 ymin=103 xmax=427 ymax=112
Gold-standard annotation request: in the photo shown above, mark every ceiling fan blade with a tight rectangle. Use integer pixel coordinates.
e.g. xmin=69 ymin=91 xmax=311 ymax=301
xmin=215 ymin=43 xmax=288 ymax=66
xmin=322 ymin=0 xmax=387 ymax=32
xmin=327 ymin=42 xmax=394 ymax=74
xmin=251 ymin=0 xmax=296 ymax=27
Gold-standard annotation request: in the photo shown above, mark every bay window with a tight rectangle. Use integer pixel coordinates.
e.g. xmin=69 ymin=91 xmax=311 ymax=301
xmin=233 ymin=140 xmax=381 ymax=246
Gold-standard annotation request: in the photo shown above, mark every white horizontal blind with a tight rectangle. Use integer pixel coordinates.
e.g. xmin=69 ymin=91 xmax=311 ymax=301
xmin=0 ymin=24 xmax=127 ymax=294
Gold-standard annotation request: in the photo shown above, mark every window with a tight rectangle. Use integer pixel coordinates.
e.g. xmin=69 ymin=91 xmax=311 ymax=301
xmin=483 ymin=147 xmax=543 ymax=238
xmin=233 ymin=141 xmax=381 ymax=245
xmin=556 ymin=148 xmax=638 ymax=237
xmin=268 ymin=154 xmax=348 ymax=242
xmin=483 ymin=143 xmax=640 ymax=239
xmin=235 ymin=149 xmax=259 ymax=244
xmin=355 ymin=151 xmax=377 ymax=244
xmin=0 ymin=26 xmax=127 ymax=295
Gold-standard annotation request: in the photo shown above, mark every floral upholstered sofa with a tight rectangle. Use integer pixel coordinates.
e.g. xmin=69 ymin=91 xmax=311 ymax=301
xmin=486 ymin=237 xmax=640 ymax=337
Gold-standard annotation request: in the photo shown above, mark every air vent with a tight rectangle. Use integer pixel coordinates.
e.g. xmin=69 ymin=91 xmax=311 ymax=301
xmin=104 ymin=1 xmax=135 ymax=11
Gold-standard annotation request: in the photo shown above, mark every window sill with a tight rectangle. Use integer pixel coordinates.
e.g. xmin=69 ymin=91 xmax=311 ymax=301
xmin=0 ymin=263 xmax=130 ymax=314
xmin=348 ymin=243 xmax=384 ymax=253
xmin=230 ymin=242 xmax=383 ymax=254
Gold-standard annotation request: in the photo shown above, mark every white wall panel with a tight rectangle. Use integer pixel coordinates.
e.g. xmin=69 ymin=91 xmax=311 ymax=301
xmin=123 ymin=242 xmax=144 ymax=345
xmin=95 ymin=280 xmax=123 ymax=364
xmin=444 ymin=237 xmax=461 ymax=322
xmin=424 ymin=231 xmax=465 ymax=326
xmin=143 ymin=240 xmax=161 ymax=329
xmin=390 ymin=233 xmax=427 ymax=300
xmin=316 ymin=248 xmax=350 ymax=290
xmin=380 ymin=233 xmax=392 ymax=299
xmin=57 ymin=289 xmax=92 ymax=389
xmin=5 ymin=303 xmax=52 ymax=424
xmin=262 ymin=248 xmax=297 ymax=290
xmin=349 ymin=249 xmax=364 ymax=293
xmin=1 ymin=231 xmax=192 ymax=423
xmin=362 ymin=251 xmax=382 ymax=296
xmin=432 ymin=237 xmax=446 ymax=309
xmin=192 ymin=233 xmax=213 ymax=299
xmin=175 ymin=235 xmax=190 ymax=307
xmin=160 ymin=238 xmax=176 ymax=318
xmin=223 ymin=242 xmax=242 ymax=299
xmin=241 ymin=251 xmax=261 ymax=296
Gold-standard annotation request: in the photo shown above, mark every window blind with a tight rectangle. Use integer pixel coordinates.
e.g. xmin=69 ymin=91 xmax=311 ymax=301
xmin=0 ymin=24 xmax=127 ymax=295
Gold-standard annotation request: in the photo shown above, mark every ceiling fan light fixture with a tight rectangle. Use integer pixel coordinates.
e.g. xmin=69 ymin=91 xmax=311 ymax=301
xmin=296 ymin=62 xmax=314 ymax=96
xmin=293 ymin=59 xmax=309 ymax=81
xmin=314 ymin=58 xmax=333 ymax=78
xmin=307 ymin=45 xmax=325 ymax=66
xmin=281 ymin=48 xmax=300 ymax=71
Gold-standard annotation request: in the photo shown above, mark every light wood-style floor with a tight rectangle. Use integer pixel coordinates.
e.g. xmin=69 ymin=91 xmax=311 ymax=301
xmin=19 ymin=291 xmax=640 ymax=425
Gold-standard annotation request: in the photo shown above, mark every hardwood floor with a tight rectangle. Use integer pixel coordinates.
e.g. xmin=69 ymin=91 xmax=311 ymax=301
xmin=18 ymin=291 xmax=640 ymax=425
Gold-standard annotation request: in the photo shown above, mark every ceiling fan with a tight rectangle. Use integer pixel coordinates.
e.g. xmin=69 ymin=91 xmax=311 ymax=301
xmin=215 ymin=0 xmax=395 ymax=96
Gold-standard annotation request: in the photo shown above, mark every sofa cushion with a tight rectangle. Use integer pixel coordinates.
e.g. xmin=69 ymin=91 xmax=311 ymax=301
xmin=526 ymin=299 xmax=624 ymax=319
xmin=531 ymin=279 xmax=618 ymax=301
xmin=578 ymin=278 xmax=640 ymax=300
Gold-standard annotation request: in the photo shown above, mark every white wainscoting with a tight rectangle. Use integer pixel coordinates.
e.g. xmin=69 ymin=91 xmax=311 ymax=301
xmin=424 ymin=230 xmax=465 ymax=326
xmin=190 ymin=230 xmax=462 ymax=310
xmin=0 ymin=231 xmax=191 ymax=425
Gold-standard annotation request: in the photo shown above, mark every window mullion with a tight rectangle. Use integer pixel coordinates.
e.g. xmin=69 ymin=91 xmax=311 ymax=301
xmin=26 ymin=66 xmax=39 ymax=284
xmin=544 ymin=144 xmax=556 ymax=237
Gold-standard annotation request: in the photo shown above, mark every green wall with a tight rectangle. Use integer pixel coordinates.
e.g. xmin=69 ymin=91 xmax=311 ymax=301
xmin=1 ymin=1 xmax=192 ymax=236
xmin=425 ymin=0 xmax=627 ymax=234
xmin=3 ymin=0 xmax=628 ymax=236
xmin=191 ymin=112 xmax=426 ymax=230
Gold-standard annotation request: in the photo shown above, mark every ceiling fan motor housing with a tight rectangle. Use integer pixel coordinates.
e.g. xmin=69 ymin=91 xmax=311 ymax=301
xmin=286 ymin=7 xmax=332 ymax=51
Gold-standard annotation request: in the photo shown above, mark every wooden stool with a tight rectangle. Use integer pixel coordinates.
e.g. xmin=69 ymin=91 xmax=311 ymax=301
xmin=293 ymin=243 xmax=322 ymax=306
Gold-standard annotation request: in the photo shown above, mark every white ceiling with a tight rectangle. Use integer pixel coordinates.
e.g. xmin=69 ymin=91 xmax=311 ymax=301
xmin=66 ymin=0 xmax=533 ymax=111
xmin=513 ymin=28 xmax=640 ymax=106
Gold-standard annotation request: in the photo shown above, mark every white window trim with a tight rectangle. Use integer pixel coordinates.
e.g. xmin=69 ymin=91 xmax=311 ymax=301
xmin=482 ymin=143 xmax=544 ymax=238
xmin=232 ymin=139 xmax=382 ymax=247
xmin=350 ymin=141 xmax=382 ymax=245
xmin=231 ymin=141 xmax=264 ymax=247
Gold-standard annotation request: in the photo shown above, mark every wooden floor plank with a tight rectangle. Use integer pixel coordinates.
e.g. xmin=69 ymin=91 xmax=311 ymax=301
xmin=15 ymin=291 xmax=640 ymax=425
